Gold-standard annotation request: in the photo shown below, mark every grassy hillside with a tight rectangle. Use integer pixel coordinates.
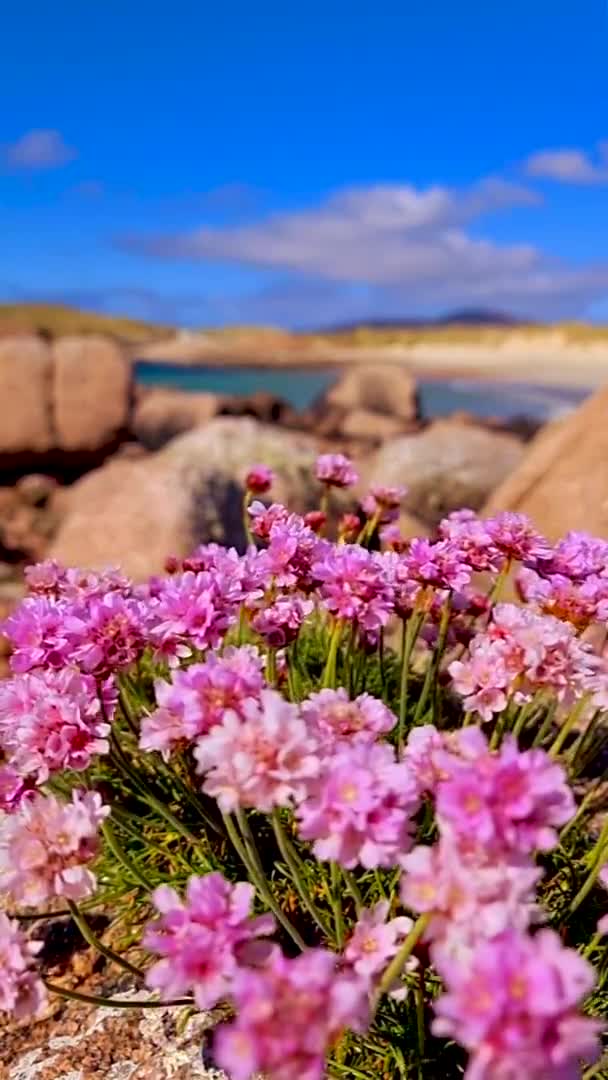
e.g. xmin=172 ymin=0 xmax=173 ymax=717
xmin=0 ymin=303 xmax=173 ymax=344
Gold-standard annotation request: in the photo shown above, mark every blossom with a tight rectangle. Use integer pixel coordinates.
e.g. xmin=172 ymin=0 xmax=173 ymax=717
xmin=344 ymin=901 xmax=413 ymax=981
xmin=252 ymin=596 xmax=314 ymax=648
xmin=312 ymin=545 xmax=394 ymax=632
xmin=433 ymin=929 xmax=601 ymax=1079
xmin=2 ymin=595 xmax=79 ymax=673
xmin=296 ymin=741 xmax=419 ymax=868
xmin=67 ymin=592 xmax=147 ymax=677
xmin=140 ymin=646 xmax=265 ymax=757
xmin=245 ymin=464 xmax=275 ymax=494
xmin=402 ymin=724 xmax=447 ymax=795
xmin=485 ymin=511 xmax=551 ymax=563
xmin=214 ymin=948 xmax=369 ymax=1080
xmin=338 ymin=513 xmax=362 ymax=542
xmin=532 ymin=530 xmax=608 ymax=580
xmin=144 ymin=872 xmax=275 ymax=1010
xmin=400 ymin=840 xmax=541 ymax=969
xmin=438 ymin=510 xmax=503 ymax=573
xmin=147 ymin=569 xmax=239 ymax=661
xmin=194 ymin=689 xmax=321 ymax=813
xmin=260 ymin=514 xmax=327 ymax=591
xmin=379 ymin=523 xmax=409 ymax=553
xmin=0 ymin=765 xmax=29 ymax=814
xmin=248 ymin=501 xmax=290 ymax=539
xmin=0 ymin=790 xmax=108 ymax=905
xmin=402 ymin=537 xmax=471 ymax=592
xmin=517 ymin=566 xmax=608 ymax=629
xmin=360 ymin=485 xmax=406 ymax=524
xmin=449 ymin=603 xmax=599 ymax=717
xmin=0 ymin=914 xmax=46 ymax=1019
xmin=302 ymin=688 xmax=395 ymax=747
xmin=435 ymin=735 xmax=575 ymax=858
xmin=303 ymin=510 xmax=327 ymax=534
xmin=315 ymin=453 xmax=359 ymax=488
xmin=0 ymin=668 xmax=113 ymax=783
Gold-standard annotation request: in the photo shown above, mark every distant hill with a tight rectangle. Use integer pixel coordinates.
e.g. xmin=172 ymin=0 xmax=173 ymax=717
xmin=0 ymin=303 xmax=172 ymax=344
xmin=321 ymin=308 xmax=525 ymax=333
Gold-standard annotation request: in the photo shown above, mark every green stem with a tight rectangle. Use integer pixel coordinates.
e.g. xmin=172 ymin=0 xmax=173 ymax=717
xmin=568 ymin=710 xmax=603 ymax=775
xmin=511 ymin=700 xmax=535 ymax=741
xmin=266 ymin=648 xmax=278 ymax=687
xmin=67 ymin=900 xmax=144 ymax=980
xmin=415 ymin=964 xmax=426 ymax=1079
xmin=102 ymin=820 xmax=154 ymax=891
xmin=531 ymin=700 xmax=558 ymax=748
xmin=489 ymin=706 xmax=510 ymax=750
xmin=583 ymin=931 xmax=603 ymax=959
xmin=342 ymin=869 xmax=363 ymax=915
xmin=397 ymin=614 xmax=423 ymax=757
xmin=242 ymin=492 xmax=253 ymax=546
xmin=43 ymin=979 xmax=192 ymax=1009
xmin=412 ymin=599 xmax=451 ymax=728
xmin=376 ymin=913 xmax=431 ymax=1000
xmin=488 ymin=557 xmax=512 ymax=605
xmin=549 ymin=696 xmax=590 ymax=758
xmin=322 ymin=621 xmax=343 ymax=689
xmin=223 ymin=812 xmax=306 ymax=950
xmin=118 ymin=685 xmax=140 ymax=738
xmin=569 ymin=817 xmax=608 ymax=915
xmin=330 ymin=862 xmax=345 ymax=949
xmin=560 ymin=769 xmax=608 ymax=843
xmin=110 ymin=737 xmax=203 ymax=848
xmin=271 ymin=812 xmax=332 ymax=937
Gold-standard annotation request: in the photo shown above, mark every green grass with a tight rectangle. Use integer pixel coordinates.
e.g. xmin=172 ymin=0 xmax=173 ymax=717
xmin=0 ymin=303 xmax=172 ymax=344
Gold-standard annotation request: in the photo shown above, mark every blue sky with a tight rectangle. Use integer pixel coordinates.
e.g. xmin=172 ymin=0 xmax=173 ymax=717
xmin=1 ymin=0 xmax=608 ymax=327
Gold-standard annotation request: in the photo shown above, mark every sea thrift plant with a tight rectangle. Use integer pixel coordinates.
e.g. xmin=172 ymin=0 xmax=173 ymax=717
xmin=0 ymin=472 xmax=606 ymax=1079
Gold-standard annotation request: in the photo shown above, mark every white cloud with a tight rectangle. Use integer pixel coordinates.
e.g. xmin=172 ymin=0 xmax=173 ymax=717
xmin=525 ymin=144 xmax=608 ymax=184
xmin=2 ymin=129 xmax=77 ymax=170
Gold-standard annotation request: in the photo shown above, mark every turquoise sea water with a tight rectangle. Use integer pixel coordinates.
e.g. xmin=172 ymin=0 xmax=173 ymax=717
xmin=134 ymin=361 xmax=591 ymax=423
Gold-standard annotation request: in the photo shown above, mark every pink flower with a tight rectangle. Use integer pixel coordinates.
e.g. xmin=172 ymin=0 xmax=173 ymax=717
xmin=433 ymin=929 xmax=601 ymax=1079
xmin=344 ymin=901 xmax=413 ymax=981
xmin=245 ymin=464 xmax=275 ymax=494
xmin=144 ymin=872 xmax=275 ymax=1010
xmin=214 ymin=948 xmax=369 ymax=1080
xmin=360 ymin=485 xmax=406 ymax=524
xmin=147 ymin=570 xmax=239 ymax=661
xmin=67 ymin=592 xmax=147 ymax=676
xmin=400 ymin=840 xmax=541 ymax=969
xmin=0 ymin=668 xmax=113 ymax=783
xmin=252 ymin=596 xmax=314 ymax=648
xmin=532 ymin=530 xmax=608 ymax=580
xmin=194 ymin=689 xmax=321 ymax=813
xmin=2 ymin=595 xmax=80 ymax=673
xmin=302 ymin=688 xmax=395 ymax=747
xmin=0 ymin=790 xmax=108 ymax=905
xmin=296 ymin=741 xmax=419 ymax=868
xmin=0 ymin=914 xmax=46 ymax=1019
xmin=248 ymin=501 xmax=290 ymax=540
xmin=259 ymin=514 xmax=327 ymax=591
xmin=439 ymin=510 xmax=503 ymax=573
xmin=402 ymin=724 xmax=447 ymax=795
xmin=315 ymin=453 xmax=359 ymax=488
xmin=379 ymin=523 xmax=409 ymax=553
xmin=485 ymin=511 xmax=551 ymax=563
xmin=0 ymin=765 xmax=30 ymax=814
xmin=434 ymin=735 xmax=575 ymax=858
xmin=402 ymin=537 xmax=471 ymax=592
xmin=140 ymin=646 xmax=265 ymax=757
xmin=517 ymin=566 xmax=608 ymax=629
xmin=449 ymin=603 xmax=599 ymax=718
xmin=312 ymin=545 xmax=394 ymax=632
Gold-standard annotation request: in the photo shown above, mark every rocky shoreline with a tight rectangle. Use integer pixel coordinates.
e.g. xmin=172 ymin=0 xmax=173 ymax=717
xmin=1 ymin=330 xmax=607 ymax=612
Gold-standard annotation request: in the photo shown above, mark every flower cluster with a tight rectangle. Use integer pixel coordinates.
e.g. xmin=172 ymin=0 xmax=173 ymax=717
xmin=0 ymin=467 xmax=605 ymax=1079
xmin=144 ymin=873 xmax=275 ymax=1009
xmin=0 ymin=914 xmax=46 ymax=1019
xmin=449 ymin=602 xmax=599 ymax=720
xmin=0 ymin=790 xmax=108 ymax=904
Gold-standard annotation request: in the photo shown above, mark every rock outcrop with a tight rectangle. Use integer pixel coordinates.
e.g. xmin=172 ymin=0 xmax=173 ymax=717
xmin=52 ymin=335 xmax=130 ymax=451
xmin=365 ymin=418 xmax=524 ymax=525
xmin=320 ymin=363 xmax=418 ymax=421
xmin=50 ymin=418 xmax=321 ymax=578
xmin=483 ymin=385 xmax=608 ymax=537
xmin=0 ymin=336 xmax=54 ymax=454
xmin=132 ymin=388 xmax=222 ymax=450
